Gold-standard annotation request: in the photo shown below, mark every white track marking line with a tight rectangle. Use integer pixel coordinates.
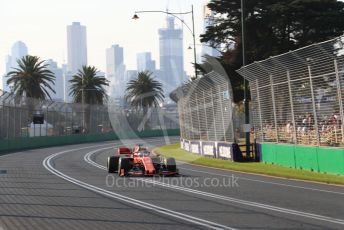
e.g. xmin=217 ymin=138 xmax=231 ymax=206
xmin=84 ymin=148 xmax=344 ymax=226
xmin=43 ymin=144 xmax=236 ymax=230
xmin=177 ymin=167 xmax=344 ymax=196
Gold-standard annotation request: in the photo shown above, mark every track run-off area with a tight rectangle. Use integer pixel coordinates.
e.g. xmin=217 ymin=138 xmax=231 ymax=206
xmin=0 ymin=137 xmax=344 ymax=229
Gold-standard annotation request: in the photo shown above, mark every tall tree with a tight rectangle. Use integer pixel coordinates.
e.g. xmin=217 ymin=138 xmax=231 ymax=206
xmin=201 ymin=0 xmax=344 ymax=102
xmin=6 ymin=55 xmax=55 ymax=100
xmin=69 ymin=66 xmax=109 ymax=133
xmin=125 ymin=70 xmax=164 ymax=111
xmin=69 ymin=65 xmax=109 ymax=105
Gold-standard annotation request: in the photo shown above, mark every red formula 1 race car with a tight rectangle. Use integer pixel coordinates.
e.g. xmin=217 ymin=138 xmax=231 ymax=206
xmin=107 ymin=144 xmax=178 ymax=177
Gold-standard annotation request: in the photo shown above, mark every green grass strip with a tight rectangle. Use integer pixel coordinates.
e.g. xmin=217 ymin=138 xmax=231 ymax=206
xmin=154 ymin=143 xmax=344 ymax=186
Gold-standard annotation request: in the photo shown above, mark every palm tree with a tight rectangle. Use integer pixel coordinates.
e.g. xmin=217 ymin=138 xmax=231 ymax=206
xmin=6 ymin=55 xmax=55 ymax=99
xmin=69 ymin=65 xmax=109 ymax=133
xmin=125 ymin=70 xmax=164 ymax=112
xmin=69 ymin=65 xmax=109 ymax=105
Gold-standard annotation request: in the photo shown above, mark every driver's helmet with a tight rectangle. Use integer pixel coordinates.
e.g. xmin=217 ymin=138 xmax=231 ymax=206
xmin=138 ymin=150 xmax=149 ymax=157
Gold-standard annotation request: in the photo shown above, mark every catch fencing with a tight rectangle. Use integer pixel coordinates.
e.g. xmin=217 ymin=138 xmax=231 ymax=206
xmin=0 ymin=90 xmax=179 ymax=140
xmin=237 ymin=35 xmax=344 ymax=147
xmin=171 ymin=71 xmax=236 ymax=143
xmin=0 ymin=90 xmax=111 ymax=139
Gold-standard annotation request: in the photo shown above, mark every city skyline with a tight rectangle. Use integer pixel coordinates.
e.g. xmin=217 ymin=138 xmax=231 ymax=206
xmin=0 ymin=0 xmax=207 ymax=91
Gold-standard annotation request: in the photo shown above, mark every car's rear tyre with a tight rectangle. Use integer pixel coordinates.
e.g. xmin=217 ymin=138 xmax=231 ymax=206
xmin=151 ymin=157 xmax=161 ymax=172
xmin=164 ymin=157 xmax=177 ymax=172
xmin=107 ymin=156 xmax=119 ymax=173
xmin=118 ymin=158 xmax=131 ymax=176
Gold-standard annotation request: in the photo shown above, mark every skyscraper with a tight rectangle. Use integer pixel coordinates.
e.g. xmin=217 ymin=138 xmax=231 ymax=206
xmin=106 ymin=44 xmax=124 ymax=78
xmin=158 ymin=16 xmax=186 ymax=96
xmin=67 ymin=22 xmax=87 ymax=73
xmin=136 ymin=52 xmax=156 ymax=73
xmin=3 ymin=41 xmax=28 ymax=92
xmin=45 ymin=59 xmax=64 ymax=101
xmin=3 ymin=55 xmax=12 ymax=91
xmin=106 ymin=44 xmax=125 ymax=97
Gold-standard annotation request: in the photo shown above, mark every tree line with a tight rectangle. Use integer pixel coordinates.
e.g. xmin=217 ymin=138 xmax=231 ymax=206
xmin=5 ymin=55 xmax=164 ymax=109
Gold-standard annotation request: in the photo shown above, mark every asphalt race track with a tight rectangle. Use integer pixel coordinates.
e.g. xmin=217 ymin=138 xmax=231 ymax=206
xmin=0 ymin=137 xmax=344 ymax=230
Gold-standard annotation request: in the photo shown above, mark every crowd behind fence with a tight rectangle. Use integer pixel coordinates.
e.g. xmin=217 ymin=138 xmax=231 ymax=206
xmin=171 ymin=71 xmax=240 ymax=143
xmin=237 ymin=35 xmax=344 ymax=147
xmin=0 ymin=90 xmax=179 ymax=140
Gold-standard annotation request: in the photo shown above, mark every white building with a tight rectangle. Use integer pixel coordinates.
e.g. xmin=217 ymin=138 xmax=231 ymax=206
xmin=67 ymin=22 xmax=87 ymax=74
xmin=136 ymin=52 xmax=156 ymax=73
xmin=106 ymin=44 xmax=126 ymax=98
xmin=3 ymin=41 xmax=28 ymax=92
xmin=45 ymin=59 xmax=64 ymax=101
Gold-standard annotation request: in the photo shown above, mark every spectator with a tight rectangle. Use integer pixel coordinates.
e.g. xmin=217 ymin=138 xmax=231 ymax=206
xmin=302 ymin=115 xmax=308 ymax=133
xmin=286 ymin=121 xmax=292 ymax=134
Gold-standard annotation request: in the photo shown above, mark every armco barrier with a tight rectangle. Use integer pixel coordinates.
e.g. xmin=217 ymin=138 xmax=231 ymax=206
xmin=0 ymin=129 xmax=180 ymax=154
xmin=260 ymin=143 xmax=344 ymax=175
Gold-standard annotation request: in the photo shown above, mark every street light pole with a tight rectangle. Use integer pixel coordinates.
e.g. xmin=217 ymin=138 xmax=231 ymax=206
xmin=133 ymin=5 xmax=198 ymax=79
xmin=241 ymin=0 xmax=251 ymax=157
xmin=191 ymin=5 xmax=198 ymax=80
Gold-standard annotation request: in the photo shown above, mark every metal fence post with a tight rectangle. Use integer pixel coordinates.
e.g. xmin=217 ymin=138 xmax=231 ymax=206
xmin=202 ymin=91 xmax=209 ymax=141
xmin=287 ymin=70 xmax=297 ymax=144
xmin=71 ymin=106 xmax=74 ymax=133
xmin=12 ymin=98 xmax=16 ymax=139
xmin=255 ymin=79 xmax=264 ymax=142
xmin=195 ymin=92 xmax=202 ymax=140
xmin=334 ymin=59 xmax=344 ymax=143
xmin=218 ymin=86 xmax=226 ymax=141
xmin=210 ymin=87 xmax=217 ymax=141
xmin=6 ymin=102 xmax=10 ymax=139
xmin=58 ymin=106 xmax=61 ymax=135
xmin=182 ymin=98 xmax=187 ymax=139
xmin=19 ymin=105 xmax=22 ymax=137
xmin=270 ymin=75 xmax=279 ymax=142
xmin=65 ymin=108 xmax=68 ymax=135
xmin=179 ymin=99 xmax=184 ymax=139
xmin=188 ymin=97 xmax=194 ymax=140
xmin=307 ymin=65 xmax=320 ymax=146
xmin=46 ymin=107 xmax=49 ymax=136
xmin=97 ymin=106 xmax=100 ymax=133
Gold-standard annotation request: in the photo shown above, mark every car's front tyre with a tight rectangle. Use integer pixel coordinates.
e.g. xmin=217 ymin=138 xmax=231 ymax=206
xmin=107 ymin=156 xmax=119 ymax=173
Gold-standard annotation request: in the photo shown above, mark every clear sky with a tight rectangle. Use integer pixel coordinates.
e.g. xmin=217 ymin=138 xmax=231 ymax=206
xmin=0 ymin=0 xmax=207 ymax=88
